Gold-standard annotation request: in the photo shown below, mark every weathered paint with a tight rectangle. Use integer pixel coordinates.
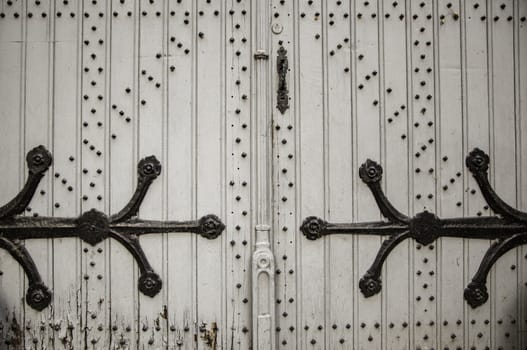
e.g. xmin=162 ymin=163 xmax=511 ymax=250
xmin=0 ymin=0 xmax=526 ymax=349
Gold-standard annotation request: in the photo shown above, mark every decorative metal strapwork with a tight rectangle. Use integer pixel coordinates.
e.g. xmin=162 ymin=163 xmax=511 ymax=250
xmin=0 ymin=146 xmax=225 ymax=311
xmin=276 ymin=46 xmax=289 ymax=114
xmin=301 ymin=148 xmax=527 ymax=309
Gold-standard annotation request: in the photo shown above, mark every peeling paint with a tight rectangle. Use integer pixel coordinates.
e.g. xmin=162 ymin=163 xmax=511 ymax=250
xmin=199 ymin=322 xmax=218 ymax=350
xmin=2 ymin=312 xmax=23 ymax=350
xmin=57 ymin=318 xmax=74 ymax=350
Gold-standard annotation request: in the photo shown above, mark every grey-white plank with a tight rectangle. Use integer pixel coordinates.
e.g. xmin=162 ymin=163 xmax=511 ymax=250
xmin=490 ymin=1 xmax=520 ymax=349
xmin=297 ymin=0 xmax=326 ymax=348
xmin=519 ymin=1 xmax=527 ymax=349
xmin=108 ymin=0 xmax=139 ymax=347
xmin=195 ymin=0 xmax=225 ymax=348
xmin=224 ymin=0 xmax=252 ymax=348
xmin=166 ymin=0 xmax=196 ymax=349
xmin=23 ymin=0 xmax=54 ymax=347
xmin=325 ymin=0 xmax=354 ymax=348
xmin=382 ymin=0 xmax=411 ymax=348
xmin=272 ymin=0 xmax=299 ymax=348
xmin=0 ymin=0 xmax=25 ymax=347
xmin=409 ymin=0 xmax=438 ymax=349
xmin=464 ymin=1 xmax=493 ymax=348
xmin=354 ymin=0 xmax=383 ymax=348
xmin=79 ymin=0 xmax=112 ymax=347
xmin=436 ymin=1 xmax=465 ymax=349
xmin=52 ymin=0 xmax=82 ymax=347
xmin=137 ymin=0 xmax=168 ymax=347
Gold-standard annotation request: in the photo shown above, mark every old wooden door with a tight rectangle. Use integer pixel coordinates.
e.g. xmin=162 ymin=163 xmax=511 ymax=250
xmin=0 ymin=0 xmax=526 ymax=349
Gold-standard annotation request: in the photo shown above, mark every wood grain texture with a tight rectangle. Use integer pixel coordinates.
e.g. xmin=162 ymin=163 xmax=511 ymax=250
xmin=0 ymin=0 xmax=525 ymax=348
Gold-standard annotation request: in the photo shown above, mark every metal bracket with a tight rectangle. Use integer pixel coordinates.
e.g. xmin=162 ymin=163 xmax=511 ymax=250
xmin=276 ymin=46 xmax=289 ymax=114
xmin=301 ymin=147 xmax=527 ymax=308
xmin=0 ymin=146 xmax=225 ymax=311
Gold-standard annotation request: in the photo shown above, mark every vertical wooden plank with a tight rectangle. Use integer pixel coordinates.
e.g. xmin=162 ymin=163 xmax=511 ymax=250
xmin=224 ymin=0 xmax=252 ymax=348
xmin=195 ymin=0 xmax=225 ymax=348
xmin=519 ymin=2 xmax=527 ymax=349
xmin=320 ymin=1 xmax=331 ymax=348
xmin=272 ymin=0 xmax=300 ymax=347
xmin=408 ymin=0 xmax=438 ymax=349
xmin=436 ymin=1 xmax=465 ymax=349
xmin=0 ymin=1 xmax=25 ymax=347
xmin=52 ymin=0 xmax=82 ymax=347
xmin=464 ymin=1 xmax=492 ymax=349
xmin=166 ymin=0 xmax=195 ymax=349
xmin=137 ymin=0 xmax=167 ymax=347
xmin=23 ymin=0 xmax=54 ymax=347
xmin=514 ymin=3 xmax=523 ymax=350
xmin=79 ymin=0 xmax=111 ymax=347
xmin=382 ymin=0 xmax=411 ymax=348
xmin=489 ymin=1 xmax=519 ymax=349
xmin=297 ymin=0 xmax=325 ymax=348
xmin=350 ymin=1 xmax=360 ymax=348
xmin=325 ymin=0 xmax=354 ymax=348
xmin=354 ymin=0 xmax=383 ymax=348
xmin=108 ymin=0 xmax=139 ymax=348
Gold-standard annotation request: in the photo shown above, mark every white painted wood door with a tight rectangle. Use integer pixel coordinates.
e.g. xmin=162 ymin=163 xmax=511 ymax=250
xmin=0 ymin=0 xmax=526 ymax=349
xmin=269 ymin=0 xmax=527 ymax=349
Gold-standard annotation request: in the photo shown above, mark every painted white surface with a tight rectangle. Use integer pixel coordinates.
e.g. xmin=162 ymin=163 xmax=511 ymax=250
xmin=0 ymin=0 xmax=525 ymax=348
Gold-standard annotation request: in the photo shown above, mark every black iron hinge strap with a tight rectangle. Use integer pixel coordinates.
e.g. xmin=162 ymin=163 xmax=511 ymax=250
xmin=301 ymin=147 xmax=527 ymax=309
xmin=0 ymin=146 xmax=225 ymax=312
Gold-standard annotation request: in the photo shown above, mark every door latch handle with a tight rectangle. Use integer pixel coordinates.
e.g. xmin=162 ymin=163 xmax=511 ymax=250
xmin=276 ymin=46 xmax=289 ymax=114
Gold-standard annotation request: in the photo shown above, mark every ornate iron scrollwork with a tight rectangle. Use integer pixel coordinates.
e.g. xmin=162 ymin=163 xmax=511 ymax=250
xmin=301 ymin=148 xmax=527 ymax=308
xmin=0 ymin=146 xmax=225 ymax=311
xmin=276 ymin=46 xmax=289 ymax=114
xmin=0 ymin=146 xmax=53 ymax=220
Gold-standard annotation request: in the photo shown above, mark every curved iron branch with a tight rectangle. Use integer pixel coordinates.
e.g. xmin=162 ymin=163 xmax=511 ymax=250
xmin=110 ymin=156 xmax=161 ymax=224
xmin=466 ymin=148 xmax=527 ymax=223
xmin=0 ymin=237 xmax=51 ymax=311
xmin=464 ymin=232 xmax=527 ymax=308
xmin=108 ymin=229 xmax=162 ymax=297
xmin=0 ymin=146 xmax=52 ymax=220
xmin=359 ymin=231 xmax=410 ymax=297
xmin=359 ymin=160 xmax=410 ymax=224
